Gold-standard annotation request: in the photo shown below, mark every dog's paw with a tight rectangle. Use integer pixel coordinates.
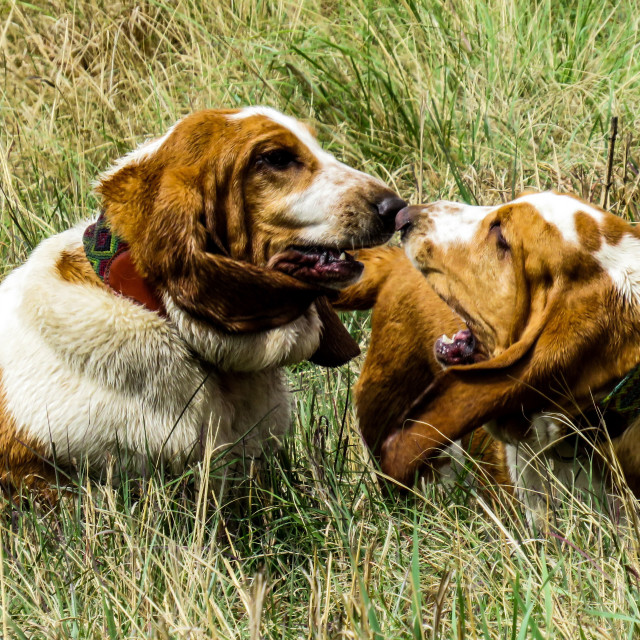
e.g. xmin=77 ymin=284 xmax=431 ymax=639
xmin=526 ymin=414 xmax=565 ymax=449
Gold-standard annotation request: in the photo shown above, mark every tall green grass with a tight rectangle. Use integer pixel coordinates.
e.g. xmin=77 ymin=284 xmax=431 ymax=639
xmin=1 ymin=0 xmax=640 ymax=637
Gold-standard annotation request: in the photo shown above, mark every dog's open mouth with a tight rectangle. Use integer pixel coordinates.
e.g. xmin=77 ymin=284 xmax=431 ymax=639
xmin=268 ymin=246 xmax=364 ymax=287
xmin=434 ymin=313 xmax=490 ymax=367
xmin=434 ymin=329 xmax=478 ymax=366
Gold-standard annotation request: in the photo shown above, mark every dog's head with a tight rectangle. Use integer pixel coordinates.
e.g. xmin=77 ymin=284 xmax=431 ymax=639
xmin=96 ymin=107 xmax=405 ymax=333
xmin=383 ymin=192 xmax=640 ymax=483
xmin=398 ymin=191 xmax=640 ymax=385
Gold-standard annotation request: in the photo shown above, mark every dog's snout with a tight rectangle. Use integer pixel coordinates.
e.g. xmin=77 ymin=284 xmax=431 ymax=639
xmin=376 ymin=194 xmax=408 ymax=221
xmin=394 ymin=205 xmax=420 ymax=232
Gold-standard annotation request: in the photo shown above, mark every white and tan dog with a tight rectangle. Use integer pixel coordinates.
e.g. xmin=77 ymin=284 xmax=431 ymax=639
xmin=0 ymin=106 xmax=405 ymax=495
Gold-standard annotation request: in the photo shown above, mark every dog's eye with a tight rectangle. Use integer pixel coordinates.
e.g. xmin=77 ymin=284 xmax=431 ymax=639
xmin=489 ymin=220 xmax=510 ymax=252
xmin=257 ymin=149 xmax=299 ymax=170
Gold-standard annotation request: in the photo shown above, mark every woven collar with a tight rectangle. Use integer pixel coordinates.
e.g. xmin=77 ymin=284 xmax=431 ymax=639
xmin=599 ymin=362 xmax=640 ymax=423
xmin=83 ymin=212 xmax=165 ymax=315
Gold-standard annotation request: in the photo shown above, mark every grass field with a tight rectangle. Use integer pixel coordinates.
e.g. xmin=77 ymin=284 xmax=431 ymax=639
xmin=1 ymin=0 xmax=640 ymax=637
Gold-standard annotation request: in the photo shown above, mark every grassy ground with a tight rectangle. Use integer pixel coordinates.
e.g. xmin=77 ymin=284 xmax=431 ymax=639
xmin=1 ymin=0 xmax=640 ymax=637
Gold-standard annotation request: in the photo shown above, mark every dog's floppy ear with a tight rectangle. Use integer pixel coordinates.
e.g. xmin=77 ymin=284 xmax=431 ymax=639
xmin=378 ymin=359 xmax=535 ymax=484
xmin=97 ymin=142 xmax=328 ymax=333
xmin=309 ymin=297 xmax=360 ymax=367
xmin=365 ymin=281 xmax=553 ymax=457
xmin=166 ymin=252 xmax=327 ymax=333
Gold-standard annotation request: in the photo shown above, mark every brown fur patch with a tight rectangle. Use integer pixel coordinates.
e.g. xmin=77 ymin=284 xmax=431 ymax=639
xmin=575 ymin=212 xmax=602 ymax=252
xmin=0 ymin=373 xmax=57 ymax=499
xmin=601 ymin=214 xmax=630 ymax=246
xmin=56 ymin=247 xmax=105 ymax=287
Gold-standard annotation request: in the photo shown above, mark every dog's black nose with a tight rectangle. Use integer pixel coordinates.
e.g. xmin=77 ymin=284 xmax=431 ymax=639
xmin=377 ymin=195 xmax=408 ymax=221
xmin=394 ymin=206 xmax=413 ymax=232
xmin=394 ymin=205 xmax=422 ymax=235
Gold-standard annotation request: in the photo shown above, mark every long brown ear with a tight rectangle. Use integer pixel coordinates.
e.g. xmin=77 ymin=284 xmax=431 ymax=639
xmin=332 ymin=246 xmax=404 ymax=311
xmin=98 ymin=151 xmax=329 ymax=333
xmin=168 ymin=254 xmax=329 ymax=332
xmin=379 ymin=361 xmax=536 ymax=484
xmin=308 ymin=297 xmax=360 ymax=367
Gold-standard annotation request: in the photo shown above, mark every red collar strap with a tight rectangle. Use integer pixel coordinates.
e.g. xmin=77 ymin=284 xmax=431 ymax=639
xmin=83 ymin=212 xmax=165 ymax=315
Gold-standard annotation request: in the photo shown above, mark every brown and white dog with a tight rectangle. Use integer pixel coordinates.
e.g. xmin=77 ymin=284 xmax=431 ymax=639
xmin=338 ymin=192 xmax=640 ymax=508
xmin=390 ymin=192 xmax=640 ymax=498
xmin=0 ymin=106 xmax=406 ymax=495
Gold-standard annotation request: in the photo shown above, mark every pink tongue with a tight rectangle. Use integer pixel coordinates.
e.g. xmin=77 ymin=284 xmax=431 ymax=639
xmin=435 ymin=329 xmax=476 ymax=366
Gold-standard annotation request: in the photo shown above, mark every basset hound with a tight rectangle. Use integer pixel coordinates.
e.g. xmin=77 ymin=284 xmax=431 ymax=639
xmin=337 ymin=192 xmax=640 ymax=508
xmin=0 ymin=106 xmax=406 ymax=496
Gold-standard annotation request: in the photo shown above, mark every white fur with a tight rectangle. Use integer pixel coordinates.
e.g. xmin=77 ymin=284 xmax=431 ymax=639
xmin=412 ymin=192 xmax=606 ymax=252
xmin=514 ymin=192 xmax=605 ymax=245
xmin=595 ymin=233 xmax=640 ymax=306
xmin=415 ymin=201 xmax=493 ymax=249
xmin=0 ymin=224 xmax=321 ymax=477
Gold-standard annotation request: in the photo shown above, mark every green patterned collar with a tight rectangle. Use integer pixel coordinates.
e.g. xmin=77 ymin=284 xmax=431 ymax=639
xmin=599 ymin=362 xmax=640 ymax=422
xmin=82 ymin=210 xmax=129 ymax=279
xmin=82 ymin=211 xmax=165 ymax=314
